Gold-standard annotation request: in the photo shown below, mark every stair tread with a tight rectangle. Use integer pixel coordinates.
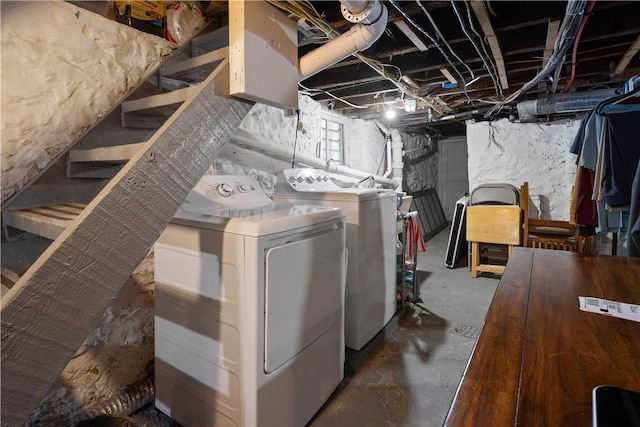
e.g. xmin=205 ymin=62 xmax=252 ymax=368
xmin=161 ymin=47 xmax=228 ymax=82
xmin=69 ymin=142 xmax=145 ymax=163
xmin=191 ymin=25 xmax=229 ymax=55
xmin=4 ymin=204 xmax=87 ymax=240
xmin=121 ymin=86 xmax=198 ymax=114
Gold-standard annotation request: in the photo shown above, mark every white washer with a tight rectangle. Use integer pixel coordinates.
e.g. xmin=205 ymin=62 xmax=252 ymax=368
xmin=274 ymin=168 xmax=397 ymax=351
xmin=154 ymin=175 xmax=346 ymax=427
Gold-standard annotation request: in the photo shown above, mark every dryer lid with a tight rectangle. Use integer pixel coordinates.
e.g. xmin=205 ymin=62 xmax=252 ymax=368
xmin=171 ymin=202 xmax=344 ymax=236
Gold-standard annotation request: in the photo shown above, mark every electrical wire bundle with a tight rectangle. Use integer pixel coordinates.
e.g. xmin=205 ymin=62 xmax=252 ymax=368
xmin=268 ymin=0 xmax=591 ymax=122
xmin=486 ymin=0 xmax=590 ymax=116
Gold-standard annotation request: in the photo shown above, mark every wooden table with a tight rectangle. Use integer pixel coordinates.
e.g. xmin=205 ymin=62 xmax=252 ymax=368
xmin=444 ymin=248 xmax=640 ymax=427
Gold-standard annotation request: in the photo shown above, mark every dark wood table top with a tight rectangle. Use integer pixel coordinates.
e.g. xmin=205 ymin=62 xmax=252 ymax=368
xmin=444 ymin=248 xmax=640 ymax=427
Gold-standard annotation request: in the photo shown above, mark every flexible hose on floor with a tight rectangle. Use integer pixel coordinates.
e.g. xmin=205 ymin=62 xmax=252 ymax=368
xmin=84 ymin=376 xmax=155 ymax=419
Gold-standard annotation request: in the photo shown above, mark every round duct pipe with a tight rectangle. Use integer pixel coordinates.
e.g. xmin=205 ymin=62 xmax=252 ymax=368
xmin=517 ymin=88 xmax=616 ymax=122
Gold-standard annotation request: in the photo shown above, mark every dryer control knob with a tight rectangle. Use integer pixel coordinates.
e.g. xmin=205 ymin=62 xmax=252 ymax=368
xmin=305 ymin=176 xmax=314 ymax=183
xmin=296 ymin=175 xmax=304 ymax=183
xmin=237 ymin=184 xmax=249 ymax=193
xmin=216 ymin=183 xmax=233 ymax=197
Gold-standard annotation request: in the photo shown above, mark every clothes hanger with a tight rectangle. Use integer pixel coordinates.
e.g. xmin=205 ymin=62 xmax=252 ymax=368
xmin=596 ymin=85 xmax=640 ymax=115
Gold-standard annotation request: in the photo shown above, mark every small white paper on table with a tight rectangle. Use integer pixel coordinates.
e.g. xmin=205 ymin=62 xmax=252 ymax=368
xmin=579 ymin=296 xmax=640 ymax=323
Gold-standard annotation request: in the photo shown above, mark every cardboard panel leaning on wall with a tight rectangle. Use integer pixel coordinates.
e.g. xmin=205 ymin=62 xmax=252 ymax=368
xmin=466 ymin=118 xmax=578 ymax=220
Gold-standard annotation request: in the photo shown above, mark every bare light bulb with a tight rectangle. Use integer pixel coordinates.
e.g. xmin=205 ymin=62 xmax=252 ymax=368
xmin=385 ymin=109 xmax=396 ymax=119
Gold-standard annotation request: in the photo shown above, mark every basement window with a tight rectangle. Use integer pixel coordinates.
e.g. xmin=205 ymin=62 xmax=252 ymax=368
xmin=320 ymin=115 xmax=345 ymax=165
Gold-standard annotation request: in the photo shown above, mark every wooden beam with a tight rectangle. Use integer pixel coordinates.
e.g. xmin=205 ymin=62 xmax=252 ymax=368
xmin=3 ymin=204 xmax=87 ymax=240
xmin=68 ymin=143 xmax=145 ymax=164
xmin=439 ymin=67 xmax=458 ymax=84
xmin=543 ymin=19 xmax=561 ymax=68
xmin=614 ymin=34 xmax=640 ymax=75
xmin=161 ymin=46 xmax=229 ymax=81
xmin=470 ymin=0 xmax=509 ymax=89
xmin=496 ymin=16 xmax=558 ymax=34
xmin=393 ymin=19 xmax=429 ymax=52
xmin=0 ymin=61 xmax=253 ymax=424
xmin=120 ymin=86 xmax=198 ymax=113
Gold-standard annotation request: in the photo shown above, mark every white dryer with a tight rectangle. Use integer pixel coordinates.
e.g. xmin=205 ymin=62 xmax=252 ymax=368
xmin=154 ymin=175 xmax=346 ymax=427
xmin=274 ymin=168 xmax=397 ymax=351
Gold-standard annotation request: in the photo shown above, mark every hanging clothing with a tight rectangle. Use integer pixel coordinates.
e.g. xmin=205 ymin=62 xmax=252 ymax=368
xmin=569 ymin=111 xmax=592 ymax=157
xmin=628 ymin=161 xmax=640 ymax=257
xmin=405 ymin=211 xmax=426 ymax=259
xmin=569 ymin=86 xmax=640 ymax=256
xmin=581 ymin=111 xmax=603 ymax=170
xmin=575 ymin=167 xmax=598 ymax=227
xmin=570 ymin=112 xmax=598 ymax=228
xmin=601 ymin=111 xmax=640 ymax=207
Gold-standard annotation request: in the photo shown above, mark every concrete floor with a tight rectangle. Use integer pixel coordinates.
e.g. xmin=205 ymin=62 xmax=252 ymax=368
xmin=307 ymin=227 xmax=498 ymax=427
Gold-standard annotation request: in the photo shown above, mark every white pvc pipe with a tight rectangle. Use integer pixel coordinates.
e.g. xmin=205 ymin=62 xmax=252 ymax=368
xmin=299 ymin=1 xmax=387 ymax=81
xmin=383 ymin=133 xmax=392 ymax=177
xmin=231 ymin=128 xmax=399 ymax=189
xmin=340 ymin=0 xmax=371 ymax=15
xmin=390 ymin=129 xmax=403 ymax=191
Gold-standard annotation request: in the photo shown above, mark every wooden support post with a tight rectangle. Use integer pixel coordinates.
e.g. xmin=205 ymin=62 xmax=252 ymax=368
xmin=0 ymin=61 xmax=253 ymax=424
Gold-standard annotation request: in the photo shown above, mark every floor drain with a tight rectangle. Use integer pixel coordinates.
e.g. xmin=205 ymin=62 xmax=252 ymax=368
xmin=451 ymin=324 xmax=480 ymax=339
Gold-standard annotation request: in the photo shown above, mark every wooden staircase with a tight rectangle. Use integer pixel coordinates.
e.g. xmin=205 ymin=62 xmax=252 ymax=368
xmin=1 ymin=23 xmax=254 ymax=425
xmin=3 ymin=27 xmax=230 ymax=241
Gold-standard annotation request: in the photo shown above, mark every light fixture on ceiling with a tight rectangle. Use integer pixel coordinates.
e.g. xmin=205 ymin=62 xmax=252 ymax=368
xmin=404 ymin=99 xmax=417 ymax=112
xmin=385 ymin=108 xmax=396 ymax=119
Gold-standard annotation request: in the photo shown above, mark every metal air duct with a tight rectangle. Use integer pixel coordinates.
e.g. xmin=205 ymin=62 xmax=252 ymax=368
xmin=517 ymin=88 xmax=616 ymax=122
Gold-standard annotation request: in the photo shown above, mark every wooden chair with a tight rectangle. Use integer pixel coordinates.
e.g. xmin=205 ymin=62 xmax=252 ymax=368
xmin=520 ymin=182 xmax=592 ymax=254
xmin=466 ymin=205 xmax=522 ymax=278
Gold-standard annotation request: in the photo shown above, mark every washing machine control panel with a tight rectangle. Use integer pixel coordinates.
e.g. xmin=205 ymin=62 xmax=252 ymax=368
xmin=216 ymin=183 xmax=233 ymax=197
xmin=282 ymin=168 xmax=341 ymax=191
xmin=181 ymin=175 xmax=273 ymax=211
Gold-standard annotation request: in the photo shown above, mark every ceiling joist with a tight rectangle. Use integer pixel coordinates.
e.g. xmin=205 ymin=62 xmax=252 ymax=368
xmin=393 ymin=19 xmax=429 ymax=52
xmin=614 ymin=34 xmax=640 ymax=75
xmin=543 ymin=19 xmax=561 ymax=68
xmin=470 ymin=0 xmax=509 ymax=89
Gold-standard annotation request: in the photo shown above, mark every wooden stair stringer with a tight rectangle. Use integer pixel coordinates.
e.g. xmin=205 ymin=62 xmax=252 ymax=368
xmin=0 ymin=61 xmax=254 ymax=425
